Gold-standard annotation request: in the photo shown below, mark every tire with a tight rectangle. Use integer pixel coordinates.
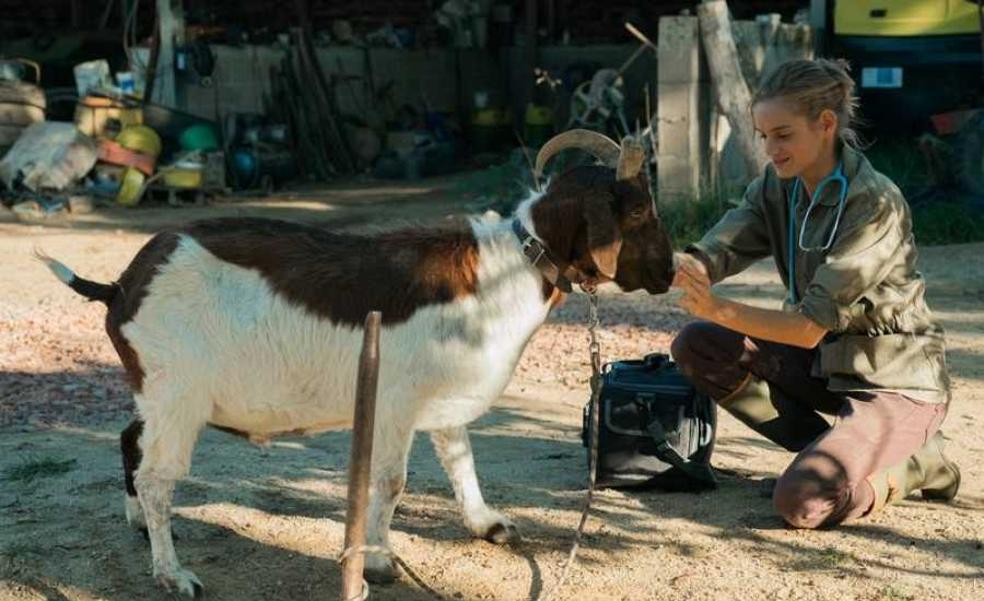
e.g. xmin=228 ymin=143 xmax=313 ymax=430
xmin=0 ymin=103 xmax=44 ymax=126
xmin=956 ymin=113 xmax=984 ymax=192
xmin=0 ymin=81 xmax=46 ymax=109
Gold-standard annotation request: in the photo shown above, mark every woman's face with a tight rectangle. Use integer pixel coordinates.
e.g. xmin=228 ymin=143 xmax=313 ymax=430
xmin=752 ymin=98 xmax=836 ymax=180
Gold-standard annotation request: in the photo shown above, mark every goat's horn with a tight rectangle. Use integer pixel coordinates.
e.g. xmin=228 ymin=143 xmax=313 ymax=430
xmin=616 ymin=136 xmax=645 ymax=181
xmin=534 ymin=129 xmax=620 ymax=180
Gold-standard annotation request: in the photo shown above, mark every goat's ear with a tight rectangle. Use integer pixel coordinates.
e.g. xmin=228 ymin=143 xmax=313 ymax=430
xmin=582 ymin=192 xmax=622 ymax=279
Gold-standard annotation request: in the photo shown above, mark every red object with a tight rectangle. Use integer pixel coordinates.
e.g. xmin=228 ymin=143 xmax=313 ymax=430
xmin=930 ymin=108 xmax=981 ymax=136
xmin=97 ymin=139 xmax=156 ymax=176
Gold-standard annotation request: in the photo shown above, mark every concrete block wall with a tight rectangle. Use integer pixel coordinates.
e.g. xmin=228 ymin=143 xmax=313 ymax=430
xmin=656 ymin=16 xmax=705 ymax=204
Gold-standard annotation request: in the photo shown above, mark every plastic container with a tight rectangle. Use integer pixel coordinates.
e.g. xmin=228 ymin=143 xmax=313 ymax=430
xmin=470 ymin=108 xmax=512 ymax=153
xmin=97 ymin=139 xmax=157 ymax=175
xmin=523 ymin=104 xmax=554 ymax=149
xmin=73 ymin=60 xmax=112 ymax=97
xmin=116 ymin=125 xmax=162 ymax=157
xmin=75 ymin=96 xmax=143 ymax=138
xmin=162 ymin=160 xmax=204 ymax=188
xmin=178 ymin=123 xmax=220 ymax=152
xmin=116 ymin=167 xmax=146 ymax=206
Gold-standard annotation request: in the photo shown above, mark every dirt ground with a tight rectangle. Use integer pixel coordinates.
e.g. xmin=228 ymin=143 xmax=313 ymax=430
xmin=1 ymin=178 xmax=982 ymax=601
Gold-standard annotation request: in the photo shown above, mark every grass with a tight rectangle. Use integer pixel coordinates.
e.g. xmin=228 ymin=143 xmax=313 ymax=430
xmin=2 ymin=456 xmax=77 ymax=484
xmin=867 ymin=136 xmax=984 ymax=245
xmin=658 ymin=186 xmax=737 ymax=249
xmin=912 ymin=201 xmax=984 ymax=245
xmin=813 ymin=546 xmax=856 ymax=569
xmin=874 ymin=585 xmax=916 ymax=601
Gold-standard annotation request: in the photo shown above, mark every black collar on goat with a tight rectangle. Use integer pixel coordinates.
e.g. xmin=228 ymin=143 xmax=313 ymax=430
xmin=510 ymin=218 xmax=578 ymax=292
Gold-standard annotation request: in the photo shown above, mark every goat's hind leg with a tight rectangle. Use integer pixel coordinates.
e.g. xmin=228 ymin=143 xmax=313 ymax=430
xmin=120 ymin=419 xmax=147 ymax=536
xmin=134 ymin=393 xmax=208 ymax=598
xmin=430 ymin=425 xmax=518 ymax=543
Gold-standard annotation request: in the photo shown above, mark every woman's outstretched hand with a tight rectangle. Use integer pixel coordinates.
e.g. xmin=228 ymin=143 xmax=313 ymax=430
xmin=672 ymin=252 xmax=718 ymax=319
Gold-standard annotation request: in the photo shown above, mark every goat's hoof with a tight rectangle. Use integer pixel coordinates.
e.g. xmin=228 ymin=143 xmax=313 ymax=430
xmin=135 ymin=527 xmax=180 ymax=543
xmin=156 ymin=567 xmax=204 ymax=598
xmin=467 ymin=509 xmax=519 ymax=544
xmin=484 ymin=521 xmax=520 ymax=545
xmin=364 ymin=558 xmax=399 ymax=585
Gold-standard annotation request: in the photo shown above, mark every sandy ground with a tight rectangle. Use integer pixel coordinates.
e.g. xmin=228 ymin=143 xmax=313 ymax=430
xmin=0 ymin=178 xmax=982 ymax=601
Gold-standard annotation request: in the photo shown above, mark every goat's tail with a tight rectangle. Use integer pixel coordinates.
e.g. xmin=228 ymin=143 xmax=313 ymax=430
xmin=35 ymin=248 xmax=118 ymax=305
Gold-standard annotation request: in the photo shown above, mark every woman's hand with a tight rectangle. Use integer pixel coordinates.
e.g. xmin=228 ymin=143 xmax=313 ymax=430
xmin=672 ymin=252 xmax=719 ymax=319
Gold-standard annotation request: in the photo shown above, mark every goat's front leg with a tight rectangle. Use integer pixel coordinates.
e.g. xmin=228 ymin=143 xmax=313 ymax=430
xmin=363 ymin=421 xmax=414 ymax=584
xmin=430 ymin=426 xmax=518 ymax=544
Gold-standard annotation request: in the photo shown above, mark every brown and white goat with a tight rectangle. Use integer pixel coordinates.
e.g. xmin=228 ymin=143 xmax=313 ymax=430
xmin=40 ymin=130 xmax=674 ymax=597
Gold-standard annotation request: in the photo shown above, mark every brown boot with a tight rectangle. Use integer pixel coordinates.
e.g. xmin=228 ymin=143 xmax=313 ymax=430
xmin=718 ymin=375 xmax=829 ymax=452
xmin=868 ymin=430 xmax=960 ymax=513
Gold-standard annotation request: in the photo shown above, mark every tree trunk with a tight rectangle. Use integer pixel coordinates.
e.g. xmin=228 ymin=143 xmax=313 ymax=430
xmin=698 ymin=0 xmax=768 ymax=180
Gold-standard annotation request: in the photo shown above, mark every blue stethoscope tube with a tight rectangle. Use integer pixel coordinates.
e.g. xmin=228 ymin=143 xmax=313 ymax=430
xmin=786 ymin=162 xmax=849 ymax=304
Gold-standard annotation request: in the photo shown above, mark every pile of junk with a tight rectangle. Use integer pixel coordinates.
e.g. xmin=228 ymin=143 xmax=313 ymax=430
xmin=0 ymin=57 xmax=236 ymax=219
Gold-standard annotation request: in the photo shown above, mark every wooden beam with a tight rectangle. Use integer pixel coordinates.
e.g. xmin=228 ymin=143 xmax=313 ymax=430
xmin=340 ymin=312 xmax=382 ymax=601
xmin=155 ymin=0 xmax=185 ymax=107
xmin=697 ymin=0 xmax=767 ymax=180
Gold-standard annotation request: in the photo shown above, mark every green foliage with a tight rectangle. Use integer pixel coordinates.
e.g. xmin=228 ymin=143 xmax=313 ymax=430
xmin=657 ymin=187 xmax=736 ymax=249
xmin=813 ymin=546 xmax=856 ymax=569
xmin=864 ymin=139 xmax=933 ymax=198
xmin=912 ymin=201 xmax=984 ymax=245
xmin=866 ymin=137 xmax=984 ymax=245
xmin=875 ymin=585 xmax=916 ymax=601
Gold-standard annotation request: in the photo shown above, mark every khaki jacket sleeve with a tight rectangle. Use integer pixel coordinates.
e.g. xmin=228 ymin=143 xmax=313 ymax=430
xmin=686 ymin=175 xmax=772 ymax=284
xmin=798 ymin=189 xmax=907 ymax=332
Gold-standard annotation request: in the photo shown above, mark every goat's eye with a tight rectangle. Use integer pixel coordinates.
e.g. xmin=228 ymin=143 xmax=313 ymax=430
xmin=629 ymin=206 xmax=647 ymax=219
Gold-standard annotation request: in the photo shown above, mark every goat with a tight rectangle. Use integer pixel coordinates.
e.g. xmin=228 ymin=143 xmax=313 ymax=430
xmin=40 ymin=130 xmax=675 ymax=597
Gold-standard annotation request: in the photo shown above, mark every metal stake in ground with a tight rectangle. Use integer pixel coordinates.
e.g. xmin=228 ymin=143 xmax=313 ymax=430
xmin=341 ymin=311 xmax=382 ymax=601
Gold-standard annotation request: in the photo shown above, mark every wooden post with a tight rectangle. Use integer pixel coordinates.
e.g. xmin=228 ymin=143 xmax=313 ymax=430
xmin=522 ymin=0 xmax=538 ymax=120
xmin=697 ymin=0 xmax=768 ymax=180
xmin=341 ymin=311 xmax=382 ymax=601
xmin=155 ymin=0 xmax=185 ymax=107
xmin=143 ymin=12 xmax=162 ymax=103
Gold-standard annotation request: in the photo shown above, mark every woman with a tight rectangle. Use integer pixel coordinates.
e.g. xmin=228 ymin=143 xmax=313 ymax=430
xmin=670 ymin=58 xmax=960 ymax=529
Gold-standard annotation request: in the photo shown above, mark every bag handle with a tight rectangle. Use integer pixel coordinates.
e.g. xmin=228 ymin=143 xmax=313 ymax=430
xmin=645 ymin=417 xmax=717 ymax=489
xmin=642 ymin=353 xmax=669 ymax=370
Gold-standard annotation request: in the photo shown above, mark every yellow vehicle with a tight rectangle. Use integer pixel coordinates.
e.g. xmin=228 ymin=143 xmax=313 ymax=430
xmin=812 ymin=1 xmax=984 ymax=135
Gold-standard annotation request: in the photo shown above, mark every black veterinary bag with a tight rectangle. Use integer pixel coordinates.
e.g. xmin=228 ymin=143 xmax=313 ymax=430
xmin=581 ymin=353 xmax=717 ymax=491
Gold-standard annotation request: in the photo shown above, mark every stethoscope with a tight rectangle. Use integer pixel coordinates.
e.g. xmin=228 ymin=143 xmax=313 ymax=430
xmin=786 ymin=161 xmax=849 ymax=304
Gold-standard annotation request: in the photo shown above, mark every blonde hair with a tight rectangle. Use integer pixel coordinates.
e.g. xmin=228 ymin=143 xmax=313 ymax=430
xmin=752 ymin=58 xmax=861 ymax=148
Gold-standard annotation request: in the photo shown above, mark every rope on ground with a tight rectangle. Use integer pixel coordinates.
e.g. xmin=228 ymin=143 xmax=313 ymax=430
xmin=338 ymin=544 xmax=448 ymax=600
xmin=537 ymin=291 xmax=603 ymax=601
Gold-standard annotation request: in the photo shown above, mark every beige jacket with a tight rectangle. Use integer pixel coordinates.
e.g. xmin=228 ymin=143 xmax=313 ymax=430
xmin=688 ymin=145 xmax=949 ymax=403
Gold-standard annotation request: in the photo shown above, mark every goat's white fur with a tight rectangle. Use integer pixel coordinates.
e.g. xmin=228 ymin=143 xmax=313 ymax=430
xmin=111 ymin=206 xmax=554 ymax=591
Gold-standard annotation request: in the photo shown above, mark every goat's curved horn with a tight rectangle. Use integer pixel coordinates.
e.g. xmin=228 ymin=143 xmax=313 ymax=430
xmin=534 ymin=129 xmax=620 ymax=180
xmin=616 ymin=136 xmax=645 ymax=181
